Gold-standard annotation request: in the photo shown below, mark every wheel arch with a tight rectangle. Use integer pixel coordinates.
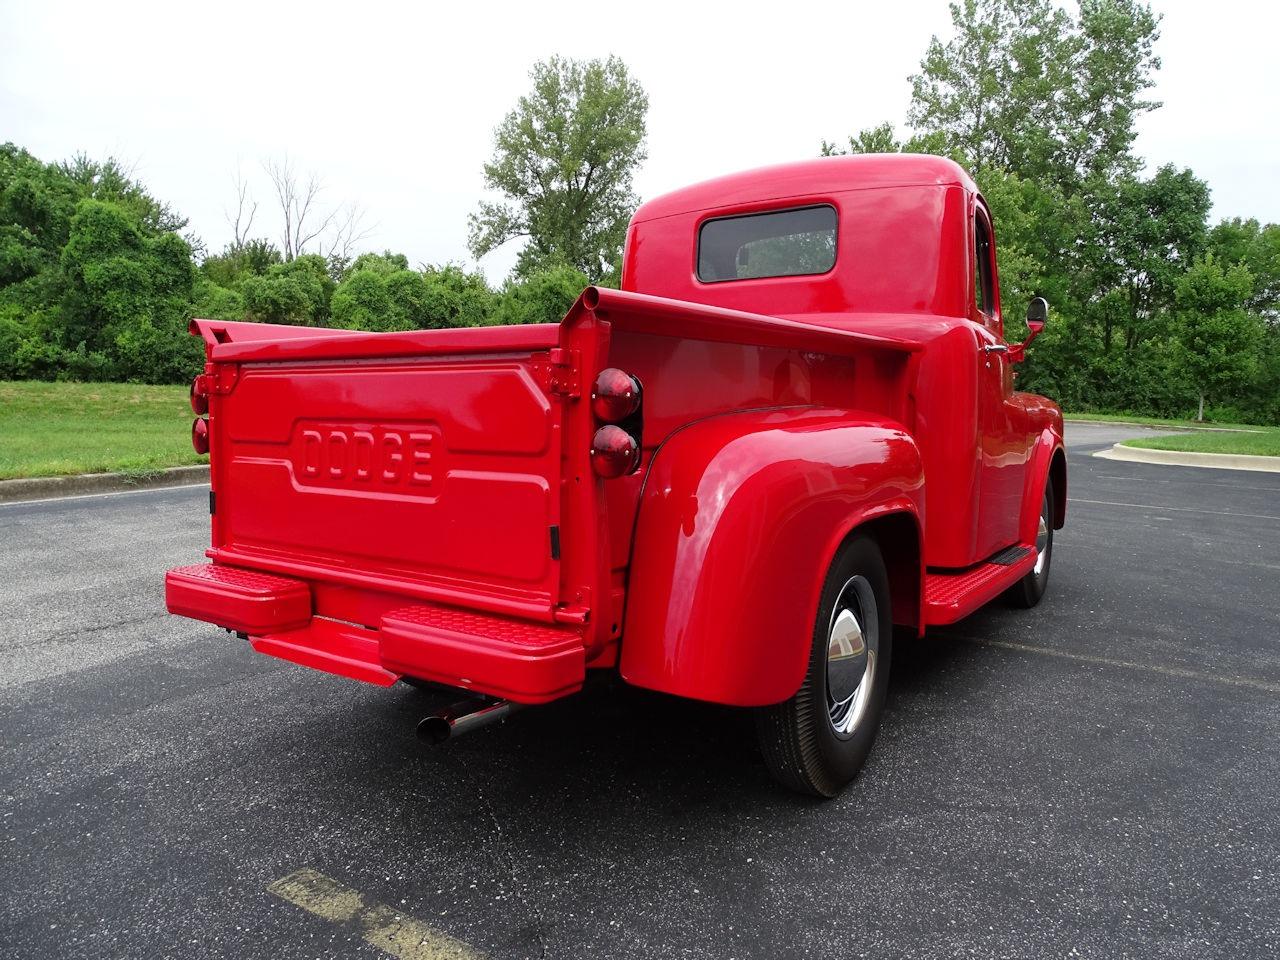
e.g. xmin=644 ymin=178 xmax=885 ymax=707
xmin=1048 ymin=445 xmax=1067 ymax=529
xmin=618 ymin=407 xmax=925 ymax=708
xmin=842 ymin=510 xmax=923 ymax=637
xmin=1019 ymin=427 xmax=1067 ymax=544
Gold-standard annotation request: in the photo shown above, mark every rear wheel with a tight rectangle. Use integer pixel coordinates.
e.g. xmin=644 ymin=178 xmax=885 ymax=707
xmin=755 ymin=534 xmax=894 ymax=797
xmin=1007 ymin=477 xmax=1054 ymax=608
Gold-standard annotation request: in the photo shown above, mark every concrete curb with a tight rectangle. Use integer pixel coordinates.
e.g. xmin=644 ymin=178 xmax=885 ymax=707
xmin=0 ymin=465 xmax=210 ymax=503
xmin=1094 ymin=443 xmax=1280 ymax=473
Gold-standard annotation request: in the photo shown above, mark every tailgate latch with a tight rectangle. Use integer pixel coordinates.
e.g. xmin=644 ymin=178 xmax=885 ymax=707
xmin=547 ymin=348 xmax=581 ymax=398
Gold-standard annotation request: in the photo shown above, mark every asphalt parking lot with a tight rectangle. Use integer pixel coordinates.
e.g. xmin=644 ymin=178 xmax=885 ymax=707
xmin=2 ymin=421 xmax=1277 ymax=959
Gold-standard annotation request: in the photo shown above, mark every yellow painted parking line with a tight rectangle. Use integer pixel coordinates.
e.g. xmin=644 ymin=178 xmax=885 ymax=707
xmin=268 ymin=868 xmax=484 ymax=960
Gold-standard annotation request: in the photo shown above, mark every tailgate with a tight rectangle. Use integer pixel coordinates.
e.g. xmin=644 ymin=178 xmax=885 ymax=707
xmin=199 ymin=324 xmax=571 ymax=620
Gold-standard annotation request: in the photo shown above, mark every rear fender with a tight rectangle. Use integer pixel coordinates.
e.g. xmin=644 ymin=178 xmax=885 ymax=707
xmin=619 ymin=408 xmax=925 ymax=707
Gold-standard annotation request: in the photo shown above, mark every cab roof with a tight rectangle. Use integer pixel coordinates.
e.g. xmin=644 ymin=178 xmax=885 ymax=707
xmin=632 ymin=154 xmax=977 ymax=223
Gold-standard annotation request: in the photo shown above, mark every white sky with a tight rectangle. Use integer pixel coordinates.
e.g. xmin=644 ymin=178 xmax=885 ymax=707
xmin=2 ymin=0 xmax=1276 ymax=281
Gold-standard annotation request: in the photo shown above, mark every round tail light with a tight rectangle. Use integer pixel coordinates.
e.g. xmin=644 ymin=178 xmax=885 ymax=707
xmin=590 ymin=425 xmax=639 ymax=478
xmin=190 ymin=375 xmax=209 ymax=415
xmin=591 ymin=368 xmax=641 ymax=423
xmin=192 ymin=417 xmax=210 ymax=455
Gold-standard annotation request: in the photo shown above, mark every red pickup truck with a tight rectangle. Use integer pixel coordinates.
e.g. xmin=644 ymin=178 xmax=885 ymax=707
xmin=166 ymin=154 xmax=1065 ymax=796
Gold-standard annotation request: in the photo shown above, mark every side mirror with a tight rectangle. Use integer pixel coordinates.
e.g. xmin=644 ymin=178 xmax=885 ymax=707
xmin=1008 ymin=297 xmax=1048 ymax=364
xmin=1025 ymin=297 xmax=1049 ymax=343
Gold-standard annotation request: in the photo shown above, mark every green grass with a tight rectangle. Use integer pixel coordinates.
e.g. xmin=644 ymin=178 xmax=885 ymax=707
xmin=1 ymin=382 xmax=1275 ymax=480
xmin=0 ymin=381 xmax=207 ymax=480
xmin=1064 ymin=411 xmax=1269 ymax=432
xmin=1067 ymin=410 xmax=1279 ymax=455
xmin=1122 ymin=428 xmax=1280 ymax=458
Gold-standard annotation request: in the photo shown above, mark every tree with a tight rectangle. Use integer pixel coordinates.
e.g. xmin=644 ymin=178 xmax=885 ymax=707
xmin=330 ymin=261 xmax=494 ymax=332
xmin=263 ymin=157 xmax=337 ymax=261
xmin=1080 ymin=165 xmax=1210 ymax=351
xmin=264 ymin=157 xmax=328 ymax=261
xmin=907 ymin=0 xmax=1160 ymax=191
xmin=192 ymin=276 xmax=245 ymax=323
xmin=0 ymin=143 xmax=209 ymax=382
xmin=491 ymin=262 xmax=589 ymax=326
xmin=468 ymin=56 xmax=648 ymax=281
xmin=226 ymin=167 xmax=257 ymax=251
xmin=240 ymin=254 xmax=334 ymax=325
xmin=59 ymin=153 xmax=189 ymax=234
xmin=57 ymin=198 xmax=201 ymax=381
xmin=419 ymin=265 xmax=494 ymax=328
xmin=343 ymin=250 xmax=410 ymax=279
xmin=1208 ymin=218 xmax=1280 ymax=314
xmin=821 ymin=122 xmax=903 ymax=157
xmin=330 ymin=268 xmax=400 ymax=331
xmin=0 ymin=144 xmax=80 ymax=285
xmin=813 ymin=1 xmax=1280 ymax=424
xmin=909 ymin=0 xmax=1071 ymax=179
xmin=218 ymin=159 xmax=373 ymax=277
xmin=1064 ymin=0 xmax=1163 ymax=184
xmin=322 ymin=203 xmax=374 ymax=272
xmin=1173 ymin=256 xmax=1263 ymax=420
xmin=199 ymin=238 xmax=282 ymax=289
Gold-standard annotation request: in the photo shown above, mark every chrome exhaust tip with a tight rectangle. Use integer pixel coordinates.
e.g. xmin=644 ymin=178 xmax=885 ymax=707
xmin=417 ymin=697 xmax=520 ymax=744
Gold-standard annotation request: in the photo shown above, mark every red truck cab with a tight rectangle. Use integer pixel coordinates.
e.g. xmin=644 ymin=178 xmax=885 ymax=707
xmin=166 ymin=154 xmax=1065 ymax=796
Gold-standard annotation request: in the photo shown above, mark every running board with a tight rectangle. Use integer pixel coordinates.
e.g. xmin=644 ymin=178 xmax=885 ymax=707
xmin=923 ymin=545 xmax=1037 ymax=625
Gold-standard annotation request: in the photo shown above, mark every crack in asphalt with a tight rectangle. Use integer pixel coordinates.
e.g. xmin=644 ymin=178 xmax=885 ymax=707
xmin=954 ymin=634 xmax=1280 ymax=696
xmin=0 ymin=610 xmax=170 ymax=654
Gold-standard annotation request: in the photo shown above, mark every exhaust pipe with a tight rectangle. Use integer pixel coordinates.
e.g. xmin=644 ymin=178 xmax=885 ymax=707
xmin=417 ymin=697 xmax=521 ymax=744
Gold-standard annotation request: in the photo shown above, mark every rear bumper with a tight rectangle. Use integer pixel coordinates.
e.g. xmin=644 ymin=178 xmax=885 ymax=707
xmin=166 ymin=563 xmax=311 ymax=634
xmin=164 ymin=563 xmax=585 ymax=704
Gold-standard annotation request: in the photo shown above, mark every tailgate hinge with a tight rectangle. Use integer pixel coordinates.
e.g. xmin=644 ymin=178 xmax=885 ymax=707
xmin=553 ymin=603 xmax=590 ymax=626
xmin=206 ymin=363 xmax=240 ymax=395
xmin=547 ymin=347 xmax=581 ymax=398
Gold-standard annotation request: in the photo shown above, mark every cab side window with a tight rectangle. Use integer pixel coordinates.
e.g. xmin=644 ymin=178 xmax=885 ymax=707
xmin=974 ymin=213 xmax=994 ymax=317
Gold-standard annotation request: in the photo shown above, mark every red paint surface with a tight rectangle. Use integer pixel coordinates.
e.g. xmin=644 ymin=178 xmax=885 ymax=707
xmin=619 ymin=408 xmax=924 ymax=705
xmin=167 ymin=154 xmax=1064 ymax=708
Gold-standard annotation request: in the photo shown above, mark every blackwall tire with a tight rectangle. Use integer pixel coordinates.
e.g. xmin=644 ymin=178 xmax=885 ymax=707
xmin=1007 ymin=477 xmax=1054 ymax=609
xmin=754 ymin=534 xmax=894 ymax=798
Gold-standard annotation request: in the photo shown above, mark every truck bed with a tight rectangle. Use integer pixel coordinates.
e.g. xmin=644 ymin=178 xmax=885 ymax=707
xmin=170 ymin=289 xmax=924 ymax=703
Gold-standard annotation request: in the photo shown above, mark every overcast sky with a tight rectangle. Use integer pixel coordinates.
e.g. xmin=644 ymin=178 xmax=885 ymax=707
xmin=2 ymin=0 xmax=1276 ymax=281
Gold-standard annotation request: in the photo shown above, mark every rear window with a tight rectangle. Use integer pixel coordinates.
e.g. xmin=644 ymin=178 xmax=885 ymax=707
xmin=697 ymin=205 xmax=837 ymax=283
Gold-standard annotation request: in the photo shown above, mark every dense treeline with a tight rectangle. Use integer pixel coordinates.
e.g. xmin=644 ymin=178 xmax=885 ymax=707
xmin=0 ymin=142 xmax=595 ymax=384
xmin=825 ymin=0 xmax=1280 ymax=424
xmin=0 ymin=56 xmax=641 ymax=387
xmin=2 ymin=9 xmax=1278 ymax=424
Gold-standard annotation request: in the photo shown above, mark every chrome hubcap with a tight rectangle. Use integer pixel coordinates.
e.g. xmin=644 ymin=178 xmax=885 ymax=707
xmin=826 ymin=576 xmax=878 ymax=739
xmin=1033 ymin=493 xmax=1051 ymax=577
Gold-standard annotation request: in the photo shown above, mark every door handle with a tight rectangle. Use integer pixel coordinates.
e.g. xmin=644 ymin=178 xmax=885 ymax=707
xmin=983 ymin=343 xmax=1008 ymax=353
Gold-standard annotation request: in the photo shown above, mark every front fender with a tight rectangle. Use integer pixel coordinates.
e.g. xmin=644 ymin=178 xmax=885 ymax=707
xmin=619 ymin=407 xmax=924 ymax=707
xmin=1017 ymin=401 xmax=1067 ymax=544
